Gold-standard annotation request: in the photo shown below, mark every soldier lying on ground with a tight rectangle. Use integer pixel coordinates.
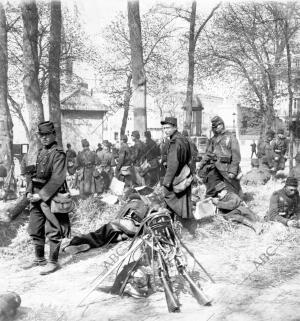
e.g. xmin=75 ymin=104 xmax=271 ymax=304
xmin=63 ymin=195 xmax=161 ymax=255
xmin=265 ymin=177 xmax=300 ymax=228
xmin=211 ymin=182 xmax=262 ymax=234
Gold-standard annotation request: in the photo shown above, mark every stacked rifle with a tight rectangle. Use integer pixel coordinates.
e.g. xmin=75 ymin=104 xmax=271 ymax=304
xmin=84 ymin=208 xmax=214 ymax=313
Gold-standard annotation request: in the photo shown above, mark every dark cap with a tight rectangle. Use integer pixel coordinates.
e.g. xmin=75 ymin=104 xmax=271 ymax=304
xmin=182 ymin=129 xmax=189 ymax=137
xmin=211 ymin=116 xmax=224 ymax=128
xmin=285 ymin=177 xmax=298 ymax=187
xmin=102 ymin=140 xmax=110 ymax=147
xmin=131 ymin=130 xmax=140 ymax=139
xmin=121 ymin=135 xmax=128 ymax=142
xmin=277 ymin=128 xmax=284 ymax=135
xmin=266 ymin=129 xmax=275 ymax=138
xmin=214 ymin=181 xmax=227 ymax=193
xmin=161 ymin=117 xmax=177 ymax=127
xmin=144 ymin=131 xmax=151 ymax=138
xmin=81 ymin=139 xmax=89 ymax=147
xmin=38 ymin=121 xmax=55 ymax=134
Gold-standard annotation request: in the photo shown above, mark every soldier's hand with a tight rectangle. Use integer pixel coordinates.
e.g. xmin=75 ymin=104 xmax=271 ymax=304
xmin=287 ymin=220 xmax=298 ymax=228
xmin=211 ymin=197 xmax=218 ymax=205
xmin=30 ymin=193 xmax=41 ymax=202
xmin=228 ymin=173 xmax=235 ymax=179
xmin=26 ymin=193 xmax=33 ymax=200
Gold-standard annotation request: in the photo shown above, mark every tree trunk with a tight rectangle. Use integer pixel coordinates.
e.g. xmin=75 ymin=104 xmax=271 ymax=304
xmin=0 ymin=3 xmax=13 ymax=170
xmin=48 ymin=0 xmax=62 ymax=146
xmin=285 ymin=20 xmax=294 ymax=171
xmin=184 ymin=1 xmax=196 ymax=133
xmin=21 ymin=0 xmax=44 ymax=165
xmin=120 ymin=74 xmax=132 ymax=136
xmin=127 ymin=0 xmax=147 ymax=135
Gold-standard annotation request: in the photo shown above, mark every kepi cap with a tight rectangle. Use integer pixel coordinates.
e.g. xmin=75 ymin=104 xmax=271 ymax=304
xmin=161 ymin=117 xmax=177 ymax=127
xmin=38 ymin=121 xmax=55 ymax=134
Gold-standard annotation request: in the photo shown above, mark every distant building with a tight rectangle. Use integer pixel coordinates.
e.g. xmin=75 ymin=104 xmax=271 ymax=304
xmin=60 ymin=83 xmax=110 ymax=151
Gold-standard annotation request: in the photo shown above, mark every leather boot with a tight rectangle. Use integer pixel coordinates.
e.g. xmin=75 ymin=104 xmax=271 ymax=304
xmin=22 ymin=245 xmax=47 ymax=270
xmin=40 ymin=242 xmax=60 ymax=275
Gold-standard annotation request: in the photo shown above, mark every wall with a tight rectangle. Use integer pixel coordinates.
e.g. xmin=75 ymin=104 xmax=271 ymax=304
xmin=61 ymin=110 xmax=105 ymax=152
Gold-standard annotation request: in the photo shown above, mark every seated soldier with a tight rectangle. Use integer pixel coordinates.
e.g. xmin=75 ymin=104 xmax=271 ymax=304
xmin=63 ymin=196 xmax=160 ymax=254
xmin=211 ymin=182 xmax=262 ymax=233
xmin=266 ymin=177 xmax=300 ymax=228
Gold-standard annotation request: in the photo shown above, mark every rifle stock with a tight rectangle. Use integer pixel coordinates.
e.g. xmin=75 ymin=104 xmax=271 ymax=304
xmin=157 ymin=252 xmax=180 ymax=313
xmin=180 ymin=267 xmax=211 ymax=306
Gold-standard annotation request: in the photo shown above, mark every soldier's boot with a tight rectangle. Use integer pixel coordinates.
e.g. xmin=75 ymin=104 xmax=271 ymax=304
xmin=40 ymin=242 xmax=60 ymax=275
xmin=22 ymin=245 xmax=47 ymax=270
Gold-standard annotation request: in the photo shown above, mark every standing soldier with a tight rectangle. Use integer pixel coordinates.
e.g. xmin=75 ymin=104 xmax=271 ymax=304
xmin=116 ymin=135 xmax=133 ymax=187
xmin=161 ymin=117 xmax=193 ymax=223
xmin=66 ymin=143 xmax=76 ymax=161
xmin=94 ymin=140 xmax=116 ymax=194
xmin=131 ymin=130 xmax=146 ymax=186
xmin=250 ymin=140 xmax=257 ymax=158
xmin=24 ymin=121 xmax=70 ymax=275
xmin=257 ymin=130 xmax=275 ymax=169
xmin=143 ymin=131 xmax=161 ymax=186
xmin=75 ymin=139 xmax=97 ymax=199
xmin=271 ymin=128 xmax=288 ymax=172
xmin=201 ymin=116 xmax=243 ymax=197
xmin=65 ymin=143 xmax=76 ymax=188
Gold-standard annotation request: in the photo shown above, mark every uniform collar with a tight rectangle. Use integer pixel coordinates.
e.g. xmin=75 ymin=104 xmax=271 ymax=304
xmin=44 ymin=141 xmax=57 ymax=150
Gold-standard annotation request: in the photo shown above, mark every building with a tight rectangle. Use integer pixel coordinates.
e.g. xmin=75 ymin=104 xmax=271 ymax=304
xmin=60 ymin=83 xmax=110 ymax=151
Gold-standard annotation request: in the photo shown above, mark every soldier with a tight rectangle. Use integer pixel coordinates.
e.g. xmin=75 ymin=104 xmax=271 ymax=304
xmin=143 ymin=131 xmax=161 ymax=186
xmin=75 ymin=139 xmax=97 ymax=199
xmin=131 ymin=130 xmax=146 ymax=186
xmin=94 ymin=140 xmax=116 ymax=194
xmin=271 ymin=128 xmax=288 ymax=172
xmin=242 ymin=158 xmax=271 ymax=186
xmin=24 ymin=121 xmax=70 ymax=275
xmin=200 ymin=116 xmax=243 ymax=197
xmin=211 ymin=182 xmax=261 ymax=233
xmin=116 ymin=135 xmax=133 ymax=187
xmin=66 ymin=143 xmax=76 ymax=161
xmin=257 ymin=130 xmax=275 ymax=169
xmin=182 ymin=129 xmax=199 ymax=174
xmin=266 ymin=177 xmax=300 ymax=227
xmin=161 ymin=117 xmax=193 ymax=222
xmin=250 ymin=140 xmax=257 ymax=158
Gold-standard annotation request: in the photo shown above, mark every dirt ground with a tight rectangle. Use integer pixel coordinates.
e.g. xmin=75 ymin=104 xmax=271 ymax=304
xmin=1 ymin=179 xmax=300 ymax=321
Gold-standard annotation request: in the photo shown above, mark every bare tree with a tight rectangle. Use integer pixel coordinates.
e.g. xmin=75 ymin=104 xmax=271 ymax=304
xmin=0 ymin=3 xmax=13 ymax=169
xmin=202 ymin=3 xmax=300 ymax=130
xmin=21 ymin=0 xmax=44 ymax=165
xmin=48 ymin=0 xmax=62 ymax=145
xmin=127 ymin=0 xmax=147 ymax=134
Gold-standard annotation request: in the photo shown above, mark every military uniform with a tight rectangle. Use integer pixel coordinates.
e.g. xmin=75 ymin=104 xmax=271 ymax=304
xmin=143 ymin=132 xmax=160 ymax=186
xmin=117 ymin=137 xmax=133 ymax=187
xmin=162 ymin=125 xmax=192 ymax=219
xmin=25 ymin=121 xmax=70 ymax=274
xmin=131 ymin=131 xmax=146 ymax=186
xmin=94 ymin=146 xmax=116 ymax=193
xmin=271 ymin=136 xmax=288 ymax=171
xmin=266 ymin=187 xmax=300 ymax=225
xmin=75 ymin=140 xmax=97 ymax=198
xmin=204 ymin=128 xmax=242 ymax=196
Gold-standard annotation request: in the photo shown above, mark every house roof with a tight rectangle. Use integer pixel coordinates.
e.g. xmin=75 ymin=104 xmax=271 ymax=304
xmin=61 ymin=86 xmax=110 ymax=112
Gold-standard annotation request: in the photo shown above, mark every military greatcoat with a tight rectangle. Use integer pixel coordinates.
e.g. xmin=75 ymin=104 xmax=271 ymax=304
xmin=163 ymin=131 xmax=192 ymax=219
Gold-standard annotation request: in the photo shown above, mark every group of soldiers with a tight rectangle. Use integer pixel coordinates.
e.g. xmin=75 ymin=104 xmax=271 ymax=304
xmin=65 ymin=128 xmax=198 ymax=199
xmin=21 ymin=116 xmax=300 ymax=276
xmin=256 ymin=128 xmax=288 ymax=173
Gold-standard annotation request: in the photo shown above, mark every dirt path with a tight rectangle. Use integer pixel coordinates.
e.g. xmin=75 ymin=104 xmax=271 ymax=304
xmin=1 ymin=224 xmax=300 ymax=321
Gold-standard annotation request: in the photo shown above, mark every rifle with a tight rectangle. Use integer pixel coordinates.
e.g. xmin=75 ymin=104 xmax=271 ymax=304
xmin=156 ymin=249 xmax=180 ymax=313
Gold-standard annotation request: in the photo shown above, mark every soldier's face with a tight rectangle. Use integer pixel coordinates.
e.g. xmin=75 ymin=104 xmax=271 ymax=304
xmin=163 ymin=124 xmax=176 ymax=138
xmin=212 ymin=123 xmax=223 ymax=134
xmin=39 ymin=132 xmax=56 ymax=147
xmin=285 ymin=186 xmax=298 ymax=196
